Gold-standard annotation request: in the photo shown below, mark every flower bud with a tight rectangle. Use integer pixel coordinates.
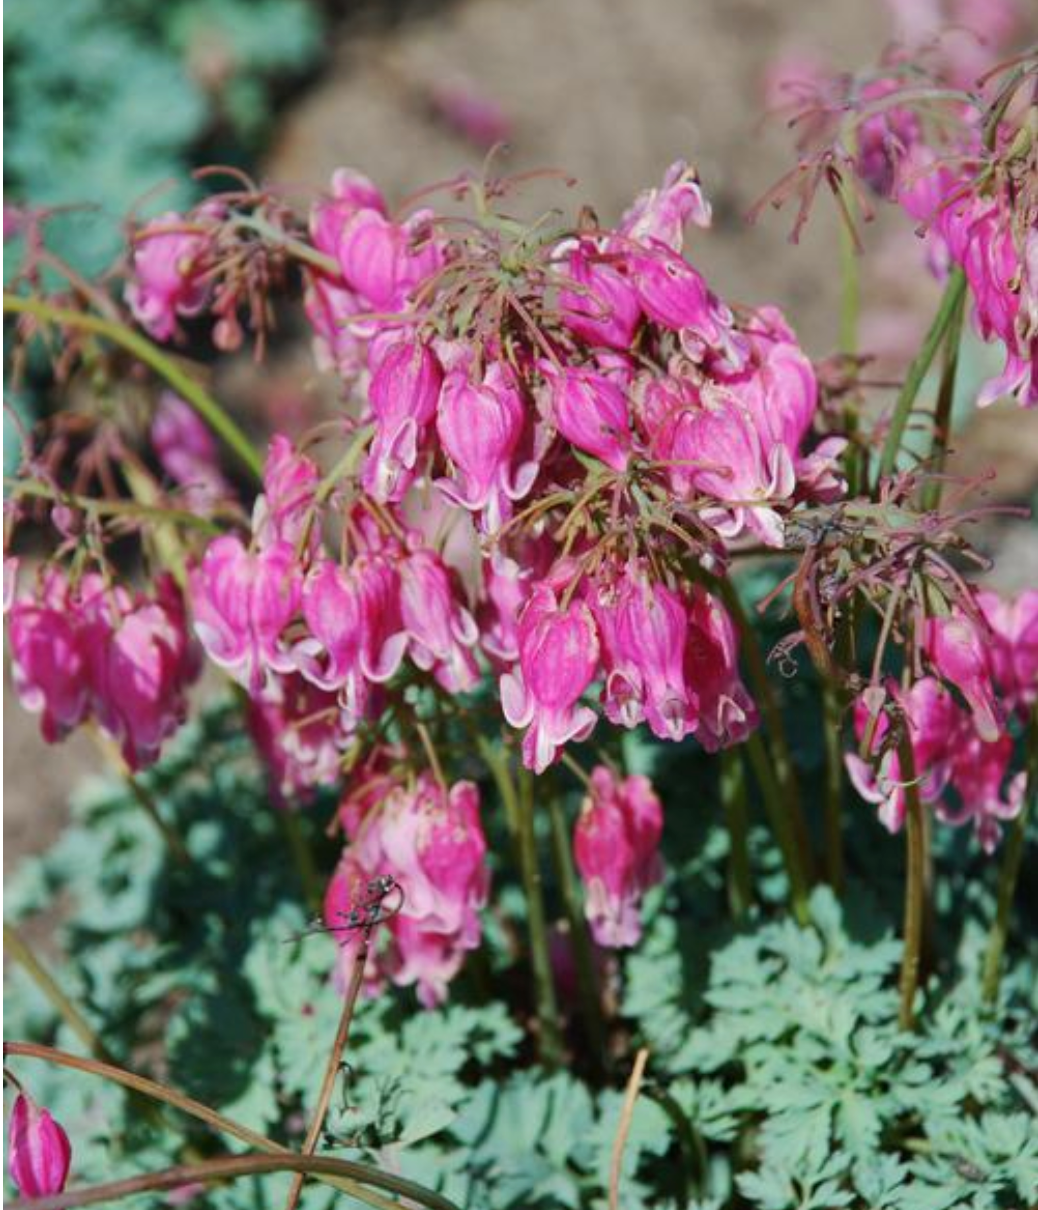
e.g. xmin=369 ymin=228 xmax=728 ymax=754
xmin=8 ymin=1093 xmax=71 ymax=1197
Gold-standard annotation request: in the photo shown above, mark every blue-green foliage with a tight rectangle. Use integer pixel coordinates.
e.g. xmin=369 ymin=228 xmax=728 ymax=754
xmin=4 ymin=0 xmax=321 ymax=278
xmin=4 ymin=706 xmax=1036 ymax=1208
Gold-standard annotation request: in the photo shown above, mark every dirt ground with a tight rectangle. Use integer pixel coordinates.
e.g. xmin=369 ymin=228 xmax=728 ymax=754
xmin=5 ymin=0 xmax=1037 ymax=871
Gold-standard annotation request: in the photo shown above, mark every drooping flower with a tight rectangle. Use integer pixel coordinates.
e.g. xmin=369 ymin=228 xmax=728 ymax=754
xmin=845 ymin=677 xmax=959 ymax=833
xmin=591 ymin=568 xmax=695 ymax=741
xmin=976 ymin=588 xmax=1038 ymax=719
xmin=292 ymin=557 xmax=407 ymax=722
xmin=362 ymin=338 xmax=444 ymax=503
xmin=126 ymin=210 xmax=214 ymax=341
xmin=190 ymin=535 xmax=301 ymax=694
xmin=574 ymin=766 xmax=663 ymax=948
xmin=81 ymin=574 xmax=200 ymax=770
xmin=941 ymin=724 xmax=1027 ymax=853
xmin=435 ymin=362 xmax=532 ymax=530
xmin=252 ymin=435 xmax=320 ymax=553
xmin=8 ymin=569 xmax=91 ymax=743
xmin=684 ymin=587 xmax=759 ymax=752
xmin=923 ymin=613 xmax=1003 ymax=743
xmin=246 ymin=672 xmax=354 ymax=805
xmin=500 ymin=584 xmax=600 ymax=772
xmin=546 ymin=364 xmax=632 ymax=472
xmin=335 ymin=206 xmax=444 ymax=311
xmin=150 ymin=392 xmax=230 ymax=509
xmin=327 ymin=773 xmax=489 ymax=1006
xmin=558 ymin=241 xmax=641 ymax=351
xmin=8 ymin=1093 xmax=72 ymax=1198
xmin=398 ymin=548 xmax=480 ymax=694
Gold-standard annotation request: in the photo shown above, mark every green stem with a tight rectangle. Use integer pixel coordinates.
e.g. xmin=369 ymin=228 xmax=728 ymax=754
xmin=547 ymin=795 xmax=607 ymax=1070
xmin=837 ymin=172 xmax=860 ymax=360
xmin=719 ymin=750 xmax=752 ymax=921
xmin=517 ymin=765 xmax=564 ymax=1067
xmin=2 ymin=1042 xmax=443 ymax=1210
xmin=6 ymin=1152 xmax=460 ymax=1210
xmin=478 ymin=737 xmax=522 ymax=841
xmin=4 ymin=478 xmax=222 ymax=534
xmin=897 ymin=739 xmax=926 ymax=1031
xmin=2 ymin=928 xmax=108 ymax=1059
xmin=716 ymin=577 xmax=816 ymax=884
xmin=276 ymin=809 xmax=322 ymax=914
xmin=91 ymin=729 xmax=190 ymax=865
xmin=876 ymin=267 xmax=968 ymax=485
xmin=3 ymin=292 xmax=263 ymax=481
xmin=821 ymin=681 xmax=846 ymax=893
xmin=642 ymin=1084 xmax=707 ymax=1205
xmin=745 ymin=733 xmax=810 ymax=925
xmin=981 ymin=709 xmax=1038 ymax=1006
xmin=920 ymin=283 xmax=967 ymax=512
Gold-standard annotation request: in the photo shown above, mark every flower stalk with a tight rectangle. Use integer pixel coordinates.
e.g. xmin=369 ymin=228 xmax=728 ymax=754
xmin=897 ymin=737 xmax=927 ymax=1031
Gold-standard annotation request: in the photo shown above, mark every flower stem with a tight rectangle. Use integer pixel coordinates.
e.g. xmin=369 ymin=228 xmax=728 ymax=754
xmin=2 ymin=927 xmax=108 ymax=1059
xmin=517 ymin=764 xmax=564 ymax=1067
xmin=2 ymin=1042 xmax=433 ymax=1210
xmin=547 ymin=794 xmax=607 ymax=1070
xmin=920 ymin=282 xmax=967 ymax=513
xmin=897 ymin=738 xmax=926 ymax=1031
xmin=608 ymin=1047 xmax=650 ymax=1210
xmin=90 ymin=729 xmax=190 ymax=865
xmin=3 ymin=292 xmax=263 ymax=481
xmin=745 ymin=732 xmax=811 ymax=926
xmin=276 ymin=809 xmax=323 ymax=914
xmin=283 ymin=940 xmax=370 ymax=1210
xmin=876 ymin=267 xmax=967 ymax=485
xmin=6 ymin=1152 xmax=461 ymax=1210
xmin=821 ymin=680 xmax=846 ymax=893
xmin=719 ymin=750 xmax=752 ymax=920
xmin=981 ymin=709 xmax=1037 ymax=1007
xmin=716 ymin=576 xmax=816 ymax=885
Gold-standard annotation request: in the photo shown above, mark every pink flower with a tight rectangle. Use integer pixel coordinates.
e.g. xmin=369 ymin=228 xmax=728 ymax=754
xmin=398 ymin=548 xmax=479 ymax=693
xmin=685 ymin=587 xmax=759 ymax=752
xmin=591 ymin=569 xmax=695 ymax=741
xmin=312 ymin=170 xmax=387 ymax=256
xmin=574 ymin=766 xmax=663 ymax=948
xmin=977 ymin=589 xmax=1038 ymax=718
xmin=855 ymin=77 xmax=923 ymax=199
xmin=629 ymin=245 xmax=712 ymax=332
xmin=941 ymin=724 xmax=1026 ymax=853
xmin=81 ymin=574 xmax=199 ymax=770
xmin=363 ymin=338 xmax=444 ymax=503
xmin=304 ymin=275 xmax=367 ymax=380
xmin=558 ymin=242 xmax=641 ymax=351
xmin=292 ymin=558 xmax=407 ymax=720
xmin=328 ymin=774 xmax=489 ymax=1006
xmin=247 ymin=673 xmax=353 ymax=805
xmin=8 ymin=1093 xmax=71 ymax=1197
xmin=336 ymin=208 xmax=444 ymax=311
xmin=924 ymin=613 xmax=1003 ymax=743
xmin=546 ymin=365 xmax=632 ymax=472
xmin=252 ymin=435 xmax=320 ymax=552
xmin=190 ymin=535 xmax=301 ymax=694
xmin=657 ymin=391 xmax=795 ymax=548
xmin=126 ymin=211 xmax=213 ymax=341
xmin=500 ymin=585 xmax=599 ymax=772
xmin=435 ymin=363 xmax=532 ymax=530
xmin=427 ymin=81 xmax=512 ymax=150
xmin=150 ymin=392 xmax=230 ymax=509
xmin=8 ymin=569 xmax=91 ymax=743
xmin=846 ymin=678 xmax=959 ymax=832
xmin=619 ymin=160 xmax=712 ymax=252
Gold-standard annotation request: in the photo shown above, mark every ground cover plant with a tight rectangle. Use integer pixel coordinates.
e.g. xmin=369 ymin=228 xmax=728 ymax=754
xmin=3 ymin=11 xmax=1037 ymax=1210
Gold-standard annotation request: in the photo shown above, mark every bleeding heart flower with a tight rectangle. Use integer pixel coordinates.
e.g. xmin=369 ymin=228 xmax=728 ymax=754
xmin=8 ymin=1093 xmax=72 ymax=1198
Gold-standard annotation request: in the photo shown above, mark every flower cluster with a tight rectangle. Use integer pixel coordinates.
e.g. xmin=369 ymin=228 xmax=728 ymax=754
xmin=847 ymin=588 xmax=1037 ymax=851
xmin=325 ymin=770 xmax=489 ymax=1006
xmin=7 ymin=568 xmax=198 ymax=769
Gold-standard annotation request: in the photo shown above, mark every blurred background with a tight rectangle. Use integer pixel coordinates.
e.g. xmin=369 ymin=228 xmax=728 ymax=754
xmin=5 ymin=0 xmax=1037 ymax=868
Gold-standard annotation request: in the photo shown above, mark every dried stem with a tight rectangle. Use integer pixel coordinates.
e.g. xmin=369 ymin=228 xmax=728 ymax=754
xmin=608 ymin=1047 xmax=650 ymax=1210
xmin=283 ymin=939 xmax=370 ymax=1210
